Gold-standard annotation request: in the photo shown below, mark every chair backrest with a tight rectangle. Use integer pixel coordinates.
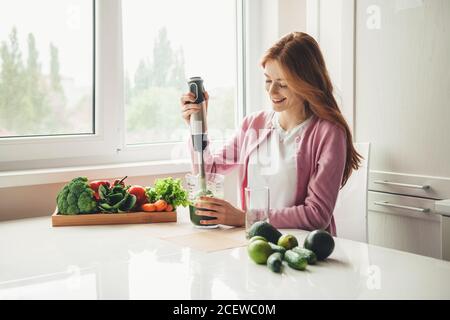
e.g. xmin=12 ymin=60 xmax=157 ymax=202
xmin=333 ymin=142 xmax=371 ymax=243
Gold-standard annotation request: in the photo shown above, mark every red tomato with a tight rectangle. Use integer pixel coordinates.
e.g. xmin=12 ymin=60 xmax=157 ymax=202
xmin=128 ymin=185 xmax=147 ymax=206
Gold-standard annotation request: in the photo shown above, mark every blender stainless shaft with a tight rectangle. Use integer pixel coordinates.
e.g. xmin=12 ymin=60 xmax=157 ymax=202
xmin=193 ymin=100 xmax=207 ymax=192
xmin=188 ymin=77 xmax=208 ymax=192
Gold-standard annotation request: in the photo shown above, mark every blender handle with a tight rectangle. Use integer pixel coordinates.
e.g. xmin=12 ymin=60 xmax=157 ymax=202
xmin=190 ymin=83 xmax=198 ymax=101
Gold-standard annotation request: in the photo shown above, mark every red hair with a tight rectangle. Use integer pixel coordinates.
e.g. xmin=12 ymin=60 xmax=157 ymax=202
xmin=262 ymin=32 xmax=362 ymax=187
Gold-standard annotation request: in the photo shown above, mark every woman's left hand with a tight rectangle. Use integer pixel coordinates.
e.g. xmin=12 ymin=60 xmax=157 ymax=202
xmin=194 ymin=196 xmax=245 ymax=227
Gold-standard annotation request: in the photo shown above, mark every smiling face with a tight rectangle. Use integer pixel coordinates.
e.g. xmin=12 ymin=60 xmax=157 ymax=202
xmin=264 ymin=59 xmax=303 ymax=113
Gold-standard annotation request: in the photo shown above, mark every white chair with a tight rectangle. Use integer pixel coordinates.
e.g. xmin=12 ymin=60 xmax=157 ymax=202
xmin=333 ymin=142 xmax=371 ymax=243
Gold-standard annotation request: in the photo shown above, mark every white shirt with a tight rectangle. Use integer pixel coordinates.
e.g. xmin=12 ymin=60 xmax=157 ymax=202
xmin=246 ymin=113 xmax=312 ymax=209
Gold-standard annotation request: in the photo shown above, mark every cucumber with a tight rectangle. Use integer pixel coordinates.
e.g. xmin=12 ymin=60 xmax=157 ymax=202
xmin=284 ymin=250 xmax=308 ymax=271
xmin=267 ymin=252 xmax=283 ymax=273
xmin=268 ymin=242 xmax=286 ymax=257
xmin=292 ymin=247 xmax=317 ymax=265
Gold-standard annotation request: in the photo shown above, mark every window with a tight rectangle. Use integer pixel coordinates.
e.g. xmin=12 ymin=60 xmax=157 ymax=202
xmin=0 ymin=0 xmax=245 ymax=172
xmin=122 ymin=0 xmax=238 ymax=146
xmin=0 ymin=0 xmax=94 ymax=138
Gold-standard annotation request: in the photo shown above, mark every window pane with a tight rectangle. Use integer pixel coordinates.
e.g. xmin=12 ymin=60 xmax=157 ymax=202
xmin=122 ymin=0 xmax=237 ymax=145
xmin=0 ymin=0 xmax=94 ymax=138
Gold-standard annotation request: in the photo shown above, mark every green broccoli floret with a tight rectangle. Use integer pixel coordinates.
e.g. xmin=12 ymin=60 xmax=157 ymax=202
xmin=56 ymin=177 xmax=97 ymax=215
xmin=78 ymin=189 xmax=96 ymax=213
xmin=57 ymin=185 xmax=70 ymax=213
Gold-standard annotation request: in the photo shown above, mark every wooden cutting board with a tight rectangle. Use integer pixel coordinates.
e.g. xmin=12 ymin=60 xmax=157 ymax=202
xmin=51 ymin=208 xmax=176 ymax=227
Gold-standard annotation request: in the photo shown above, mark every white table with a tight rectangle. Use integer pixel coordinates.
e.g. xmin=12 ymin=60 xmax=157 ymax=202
xmin=1 ymin=207 xmax=450 ymax=300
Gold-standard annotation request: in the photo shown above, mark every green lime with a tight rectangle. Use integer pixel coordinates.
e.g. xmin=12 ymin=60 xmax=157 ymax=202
xmin=247 ymin=240 xmax=273 ymax=264
xmin=249 ymin=236 xmax=267 ymax=243
xmin=277 ymin=234 xmax=299 ymax=250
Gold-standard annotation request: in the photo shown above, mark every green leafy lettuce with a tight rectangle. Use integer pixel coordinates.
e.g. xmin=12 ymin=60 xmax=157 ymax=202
xmin=146 ymin=177 xmax=189 ymax=208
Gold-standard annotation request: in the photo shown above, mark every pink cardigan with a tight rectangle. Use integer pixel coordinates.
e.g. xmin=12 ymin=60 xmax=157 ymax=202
xmin=189 ymin=110 xmax=347 ymax=236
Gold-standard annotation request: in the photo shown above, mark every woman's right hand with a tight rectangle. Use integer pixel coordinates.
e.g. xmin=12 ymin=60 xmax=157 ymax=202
xmin=180 ymin=91 xmax=209 ymax=126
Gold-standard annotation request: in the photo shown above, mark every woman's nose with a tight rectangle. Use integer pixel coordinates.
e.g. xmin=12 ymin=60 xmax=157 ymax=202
xmin=268 ymin=83 xmax=279 ymax=94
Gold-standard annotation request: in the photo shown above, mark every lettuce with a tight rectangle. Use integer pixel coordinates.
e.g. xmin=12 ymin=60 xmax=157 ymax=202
xmin=148 ymin=177 xmax=189 ymax=208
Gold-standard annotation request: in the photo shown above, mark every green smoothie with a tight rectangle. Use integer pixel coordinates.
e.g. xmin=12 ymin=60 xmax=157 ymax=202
xmin=189 ymin=189 xmax=218 ymax=228
xmin=189 ymin=205 xmax=218 ymax=227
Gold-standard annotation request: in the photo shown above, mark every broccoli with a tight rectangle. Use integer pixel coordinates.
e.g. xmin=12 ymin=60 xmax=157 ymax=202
xmin=57 ymin=177 xmax=97 ymax=215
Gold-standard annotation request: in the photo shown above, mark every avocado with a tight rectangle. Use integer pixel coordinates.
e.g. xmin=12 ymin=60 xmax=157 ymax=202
xmin=248 ymin=221 xmax=282 ymax=244
xmin=303 ymin=230 xmax=335 ymax=261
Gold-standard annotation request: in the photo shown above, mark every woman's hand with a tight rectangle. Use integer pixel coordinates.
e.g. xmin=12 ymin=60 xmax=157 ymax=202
xmin=194 ymin=196 xmax=245 ymax=227
xmin=180 ymin=91 xmax=209 ymax=126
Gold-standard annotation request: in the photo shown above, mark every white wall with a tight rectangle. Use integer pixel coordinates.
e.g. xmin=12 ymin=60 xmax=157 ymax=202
xmin=279 ymin=0 xmax=307 ymax=36
xmin=319 ymin=0 xmax=342 ymax=94
xmin=311 ymin=0 xmax=355 ymax=133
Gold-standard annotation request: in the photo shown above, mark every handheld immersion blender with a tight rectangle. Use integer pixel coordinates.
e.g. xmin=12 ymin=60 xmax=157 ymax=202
xmin=188 ymin=76 xmax=208 ymax=192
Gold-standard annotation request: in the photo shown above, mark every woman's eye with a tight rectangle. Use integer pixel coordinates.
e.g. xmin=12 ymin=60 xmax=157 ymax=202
xmin=265 ymin=80 xmax=272 ymax=84
xmin=280 ymin=85 xmax=287 ymax=88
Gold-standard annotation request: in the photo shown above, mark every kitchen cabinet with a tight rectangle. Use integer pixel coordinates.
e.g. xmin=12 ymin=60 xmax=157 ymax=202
xmin=354 ymin=0 xmax=450 ymax=258
xmin=368 ymin=191 xmax=441 ymax=259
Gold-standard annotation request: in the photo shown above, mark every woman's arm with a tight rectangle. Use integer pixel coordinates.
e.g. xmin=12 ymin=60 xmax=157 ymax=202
xmin=268 ymin=125 xmax=347 ymax=232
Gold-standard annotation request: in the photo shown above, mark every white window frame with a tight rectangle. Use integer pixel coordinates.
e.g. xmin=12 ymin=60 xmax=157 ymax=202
xmin=306 ymin=0 xmax=356 ymax=133
xmin=0 ymin=0 xmax=247 ymax=179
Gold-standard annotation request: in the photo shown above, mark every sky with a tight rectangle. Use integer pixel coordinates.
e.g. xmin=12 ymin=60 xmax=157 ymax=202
xmin=0 ymin=0 xmax=237 ymax=89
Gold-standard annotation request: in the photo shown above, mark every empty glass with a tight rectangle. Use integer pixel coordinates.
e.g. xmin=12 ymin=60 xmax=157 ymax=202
xmin=245 ymin=186 xmax=270 ymax=238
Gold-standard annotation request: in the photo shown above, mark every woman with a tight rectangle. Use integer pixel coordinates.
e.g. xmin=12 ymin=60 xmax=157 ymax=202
xmin=180 ymin=32 xmax=362 ymax=235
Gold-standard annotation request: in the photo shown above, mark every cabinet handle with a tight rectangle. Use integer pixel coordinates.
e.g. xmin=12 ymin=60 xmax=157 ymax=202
xmin=374 ymin=201 xmax=430 ymax=213
xmin=373 ymin=180 xmax=430 ymax=190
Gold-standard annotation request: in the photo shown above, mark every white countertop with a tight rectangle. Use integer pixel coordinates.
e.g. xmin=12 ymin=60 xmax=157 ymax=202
xmin=1 ymin=207 xmax=450 ymax=300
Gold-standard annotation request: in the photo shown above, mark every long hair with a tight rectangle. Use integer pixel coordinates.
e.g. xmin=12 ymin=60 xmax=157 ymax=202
xmin=261 ymin=32 xmax=362 ymax=187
